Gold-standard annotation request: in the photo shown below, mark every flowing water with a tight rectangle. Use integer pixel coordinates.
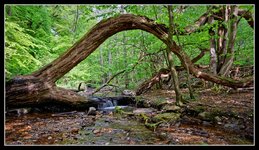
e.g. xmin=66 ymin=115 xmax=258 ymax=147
xmin=5 ymin=92 xmax=254 ymax=145
xmin=96 ymin=98 xmax=131 ymax=114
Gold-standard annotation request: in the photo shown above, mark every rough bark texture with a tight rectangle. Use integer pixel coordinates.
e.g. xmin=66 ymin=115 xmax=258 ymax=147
xmin=6 ymin=13 xmax=253 ymax=109
xmin=216 ymin=24 xmax=228 ymax=73
xmin=166 ymin=5 xmax=183 ymax=106
xmin=208 ymin=16 xmax=217 ymax=75
xmin=218 ymin=6 xmax=239 ymax=76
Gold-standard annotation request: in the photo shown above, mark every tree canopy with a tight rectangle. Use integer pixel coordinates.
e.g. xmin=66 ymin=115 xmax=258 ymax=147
xmin=5 ymin=5 xmax=254 ymax=90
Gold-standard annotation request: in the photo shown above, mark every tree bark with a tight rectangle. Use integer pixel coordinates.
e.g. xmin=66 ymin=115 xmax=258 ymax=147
xmin=99 ymin=48 xmax=106 ymax=84
xmin=123 ymin=33 xmax=129 ymax=89
xmin=72 ymin=6 xmax=79 ymax=44
xmin=216 ymin=24 xmax=228 ymax=73
xmin=6 ymin=13 xmax=253 ymax=109
xmin=120 ymin=5 xmax=129 ymax=89
xmin=108 ymin=47 xmax=112 ymax=79
xmin=218 ymin=5 xmax=239 ymax=76
xmin=208 ymin=16 xmax=217 ymax=75
xmin=135 ymin=68 xmax=170 ymax=95
xmin=216 ymin=6 xmax=229 ymax=74
xmin=167 ymin=5 xmax=183 ymax=106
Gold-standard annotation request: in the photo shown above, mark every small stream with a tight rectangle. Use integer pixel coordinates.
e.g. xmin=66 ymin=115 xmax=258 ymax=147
xmin=5 ymin=111 xmax=165 ymax=145
xmin=64 ymin=117 xmax=163 ymax=145
xmin=5 ymin=96 xmax=253 ymax=145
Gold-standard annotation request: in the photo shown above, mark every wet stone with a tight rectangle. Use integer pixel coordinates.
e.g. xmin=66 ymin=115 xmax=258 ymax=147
xmin=202 ymin=121 xmax=212 ymax=126
xmin=224 ymin=123 xmax=239 ymax=130
xmin=133 ymin=108 xmax=156 ymax=115
xmin=198 ymin=112 xmax=213 ymax=121
xmin=214 ymin=116 xmax=221 ymax=122
xmin=162 ymin=105 xmax=181 ymax=112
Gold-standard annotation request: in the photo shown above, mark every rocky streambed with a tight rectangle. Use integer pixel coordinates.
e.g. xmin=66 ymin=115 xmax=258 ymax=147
xmin=5 ymin=88 xmax=254 ymax=145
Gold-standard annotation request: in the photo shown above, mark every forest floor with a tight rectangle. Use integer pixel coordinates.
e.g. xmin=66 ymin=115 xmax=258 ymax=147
xmin=5 ymin=87 xmax=254 ymax=145
xmin=141 ymin=88 xmax=254 ymax=145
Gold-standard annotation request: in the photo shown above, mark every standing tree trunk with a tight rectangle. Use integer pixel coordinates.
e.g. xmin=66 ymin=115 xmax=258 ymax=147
xmin=167 ymin=5 xmax=183 ymax=106
xmin=99 ymin=48 xmax=106 ymax=84
xmin=108 ymin=46 xmax=112 ymax=79
xmin=218 ymin=5 xmax=239 ymax=76
xmin=216 ymin=24 xmax=228 ymax=73
xmin=208 ymin=16 xmax=217 ymax=75
xmin=217 ymin=5 xmax=229 ymax=74
xmin=120 ymin=5 xmax=129 ymax=89
xmin=72 ymin=6 xmax=79 ymax=44
xmin=123 ymin=33 xmax=129 ymax=89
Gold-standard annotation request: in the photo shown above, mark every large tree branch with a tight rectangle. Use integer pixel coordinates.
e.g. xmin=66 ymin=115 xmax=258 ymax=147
xmin=191 ymin=48 xmax=209 ymax=63
xmin=174 ymin=48 xmax=209 ymax=71
xmin=31 ymin=14 xmax=252 ymax=88
xmin=181 ymin=7 xmax=254 ymax=35
xmin=30 ymin=8 xmax=253 ymax=84
xmin=183 ymin=10 xmax=210 ymax=34
xmin=7 ymin=13 xmax=253 ymax=108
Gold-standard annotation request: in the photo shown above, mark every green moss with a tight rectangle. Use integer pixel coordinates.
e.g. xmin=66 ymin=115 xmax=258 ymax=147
xmin=144 ymin=121 xmax=164 ymax=132
xmin=135 ymin=96 xmax=143 ymax=104
xmin=152 ymin=112 xmax=181 ymax=123
xmin=210 ymin=108 xmax=223 ymax=116
xmin=227 ymin=137 xmax=253 ymax=144
xmin=162 ymin=104 xmax=181 ymax=112
xmin=217 ymin=76 xmax=237 ymax=83
xmin=198 ymin=111 xmax=221 ymax=121
xmin=139 ymin=113 xmax=150 ymax=124
xmin=153 ymin=98 xmax=167 ymax=107
xmin=194 ymin=105 xmax=205 ymax=113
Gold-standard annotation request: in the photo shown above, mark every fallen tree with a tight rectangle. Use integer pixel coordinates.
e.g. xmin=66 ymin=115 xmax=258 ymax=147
xmin=136 ymin=68 xmax=171 ymax=95
xmin=6 ymin=10 xmax=253 ymax=109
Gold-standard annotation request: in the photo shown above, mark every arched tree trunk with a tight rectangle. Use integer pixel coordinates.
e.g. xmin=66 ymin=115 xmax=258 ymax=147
xmin=6 ymin=13 xmax=253 ymax=109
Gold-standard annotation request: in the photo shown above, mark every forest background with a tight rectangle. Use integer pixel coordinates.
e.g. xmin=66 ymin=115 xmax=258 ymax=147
xmin=5 ymin=5 xmax=254 ymax=91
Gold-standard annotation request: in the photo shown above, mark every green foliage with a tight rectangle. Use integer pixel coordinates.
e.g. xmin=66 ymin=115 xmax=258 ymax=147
xmin=5 ymin=5 xmax=254 ymax=89
xmin=5 ymin=5 xmax=54 ymax=80
xmin=5 ymin=20 xmax=43 ymax=79
xmin=234 ymin=18 xmax=254 ymax=66
xmin=114 ymin=106 xmax=124 ymax=115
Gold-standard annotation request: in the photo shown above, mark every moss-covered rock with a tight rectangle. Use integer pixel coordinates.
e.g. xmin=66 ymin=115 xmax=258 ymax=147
xmin=153 ymin=98 xmax=167 ymax=106
xmin=162 ymin=104 xmax=181 ymax=112
xmin=194 ymin=105 xmax=206 ymax=113
xmin=198 ymin=111 xmax=219 ymax=121
xmin=152 ymin=112 xmax=181 ymax=123
xmin=133 ymin=108 xmax=156 ymax=115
